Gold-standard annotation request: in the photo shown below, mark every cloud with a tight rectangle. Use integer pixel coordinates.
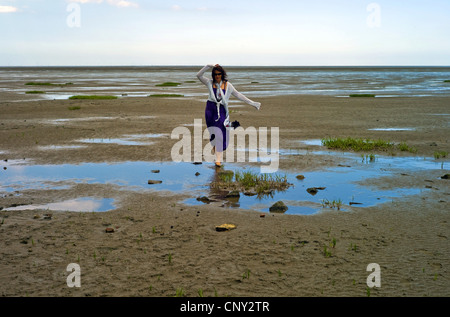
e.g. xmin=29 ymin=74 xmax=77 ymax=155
xmin=171 ymin=5 xmax=182 ymax=11
xmin=68 ymin=0 xmax=103 ymax=3
xmin=106 ymin=0 xmax=139 ymax=8
xmin=0 ymin=5 xmax=18 ymax=13
xmin=67 ymin=0 xmax=138 ymax=8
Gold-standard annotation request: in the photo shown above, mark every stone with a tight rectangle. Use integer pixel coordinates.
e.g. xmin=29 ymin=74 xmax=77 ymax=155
xmin=307 ymin=188 xmax=318 ymax=195
xmin=43 ymin=213 xmax=52 ymax=220
xmin=296 ymin=175 xmax=305 ymax=180
xmin=269 ymin=201 xmax=288 ymax=213
xmin=307 ymin=187 xmax=326 ymax=195
xmin=225 ymin=191 xmax=240 ymax=198
xmin=151 ymin=170 xmax=160 ymax=173
xmin=105 ymin=227 xmax=115 ymax=233
xmin=148 ymin=180 xmax=162 ymax=184
xmin=441 ymin=174 xmax=449 ymax=179
xmin=196 ymin=196 xmax=211 ymax=203
xmin=215 ymin=224 xmax=237 ymax=232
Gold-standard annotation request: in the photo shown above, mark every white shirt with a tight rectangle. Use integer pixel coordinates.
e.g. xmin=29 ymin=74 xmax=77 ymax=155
xmin=196 ymin=64 xmax=261 ymax=122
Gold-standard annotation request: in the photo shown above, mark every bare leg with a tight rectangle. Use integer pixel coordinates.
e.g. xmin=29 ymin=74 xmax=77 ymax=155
xmin=215 ymin=151 xmax=223 ymax=167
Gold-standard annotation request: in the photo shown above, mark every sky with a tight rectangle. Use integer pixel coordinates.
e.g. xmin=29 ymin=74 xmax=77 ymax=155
xmin=1 ymin=0 xmax=450 ymax=66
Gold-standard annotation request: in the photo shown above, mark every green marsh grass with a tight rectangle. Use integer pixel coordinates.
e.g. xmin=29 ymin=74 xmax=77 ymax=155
xmin=25 ymin=91 xmax=46 ymax=94
xmin=349 ymin=94 xmax=375 ymax=97
xmin=213 ymin=170 xmax=290 ymax=196
xmin=155 ymin=82 xmax=181 ymax=87
xmin=69 ymin=95 xmax=117 ymax=100
xmin=398 ymin=142 xmax=417 ymax=153
xmin=361 ymin=153 xmax=376 ymax=162
xmin=68 ymin=106 xmax=81 ymax=110
xmin=26 ymin=82 xmax=73 ymax=86
xmin=444 ymin=80 xmax=450 ymax=83
xmin=321 ymin=198 xmax=343 ymax=210
xmin=323 ymin=246 xmax=331 ymax=257
xmin=175 ymin=288 xmax=185 ymax=297
xmin=322 ymin=137 xmax=418 ymax=154
xmin=149 ymin=94 xmax=184 ymax=98
xmin=434 ymin=151 xmax=448 ymax=159
xmin=321 ymin=137 xmax=394 ymax=152
xmin=242 ymin=269 xmax=251 ymax=280
xmin=331 ymin=238 xmax=337 ymax=248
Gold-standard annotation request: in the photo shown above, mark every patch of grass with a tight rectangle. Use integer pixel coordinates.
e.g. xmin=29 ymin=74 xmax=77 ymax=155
xmin=361 ymin=153 xmax=376 ymax=162
xmin=443 ymin=80 xmax=450 ymax=83
xmin=25 ymin=82 xmax=54 ymax=86
xmin=434 ymin=151 xmax=448 ymax=159
xmin=330 ymin=238 xmax=337 ymax=248
xmin=217 ymin=170 xmax=234 ymax=183
xmin=68 ymin=106 xmax=81 ymax=110
xmin=397 ymin=142 xmax=417 ymax=153
xmin=212 ymin=169 xmax=291 ymax=197
xmin=25 ymin=91 xmax=46 ymax=94
xmin=321 ymin=137 xmax=394 ymax=152
xmin=321 ymin=199 xmax=343 ymax=210
xmin=25 ymin=82 xmax=73 ymax=86
xmin=184 ymin=80 xmax=196 ymax=83
xmin=349 ymin=243 xmax=359 ymax=252
xmin=236 ymin=171 xmax=288 ymax=188
xmin=349 ymin=94 xmax=375 ymax=97
xmin=69 ymin=95 xmax=118 ymax=100
xmin=323 ymin=246 xmax=332 ymax=257
xmin=155 ymin=82 xmax=181 ymax=87
xmin=149 ymin=94 xmax=184 ymax=98
xmin=175 ymin=288 xmax=185 ymax=297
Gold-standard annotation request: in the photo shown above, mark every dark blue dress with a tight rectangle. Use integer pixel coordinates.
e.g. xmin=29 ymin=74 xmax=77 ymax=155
xmin=205 ymin=87 xmax=228 ymax=152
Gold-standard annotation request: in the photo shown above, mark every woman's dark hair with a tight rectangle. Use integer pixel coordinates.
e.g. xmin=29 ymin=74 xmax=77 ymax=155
xmin=212 ymin=65 xmax=228 ymax=83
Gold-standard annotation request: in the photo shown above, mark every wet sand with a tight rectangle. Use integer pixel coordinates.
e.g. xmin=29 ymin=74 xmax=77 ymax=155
xmin=0 ymin=94 xmax=449 ymax=297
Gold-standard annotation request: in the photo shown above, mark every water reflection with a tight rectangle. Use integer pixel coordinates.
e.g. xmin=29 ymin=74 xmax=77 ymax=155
xmin=4 ymin=197 xmax=115 ymax=212
xmin=1 ymin=151 xmax=447 ymax=215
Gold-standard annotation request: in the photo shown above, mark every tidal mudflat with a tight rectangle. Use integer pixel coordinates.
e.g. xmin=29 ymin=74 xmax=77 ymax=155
xmin=1 ymin=93 xmax=449 ymax=297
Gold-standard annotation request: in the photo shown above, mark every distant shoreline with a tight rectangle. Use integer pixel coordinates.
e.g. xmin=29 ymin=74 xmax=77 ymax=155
xmin=2 ymin=65 xmax=450 ymax=69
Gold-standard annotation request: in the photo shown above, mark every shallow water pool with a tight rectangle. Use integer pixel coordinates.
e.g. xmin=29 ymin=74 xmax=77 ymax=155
xmin=1 ymin=151 xmax=447 ymax=215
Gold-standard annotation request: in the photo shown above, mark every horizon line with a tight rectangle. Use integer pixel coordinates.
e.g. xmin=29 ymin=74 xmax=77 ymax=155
xmin=1 ymin=65 xmax=450 ymax=68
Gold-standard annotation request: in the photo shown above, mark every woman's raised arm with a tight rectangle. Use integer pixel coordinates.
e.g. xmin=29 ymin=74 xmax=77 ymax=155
xmin=196 ymin=64 xmax=215 ymax=86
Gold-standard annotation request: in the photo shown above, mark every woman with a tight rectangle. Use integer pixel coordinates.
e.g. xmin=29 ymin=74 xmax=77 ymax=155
xmin=197 ymin=64 xmax=261 ymax=167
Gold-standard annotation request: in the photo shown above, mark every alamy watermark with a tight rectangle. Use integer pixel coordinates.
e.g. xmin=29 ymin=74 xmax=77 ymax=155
xmin=366 ymin=3 xmax=381 ymax=28
xmin=66 ymin=3 xmax=81 ymax=28
xmin=65 ymin=262 xmax=381 ymax=290
xmin=66 ymin=263 xmax=81 ymax=287
xmin=366 ymin=263 xmax=381 ymax=288
xmin=170 ymin=119 xmax=279 ymax=173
